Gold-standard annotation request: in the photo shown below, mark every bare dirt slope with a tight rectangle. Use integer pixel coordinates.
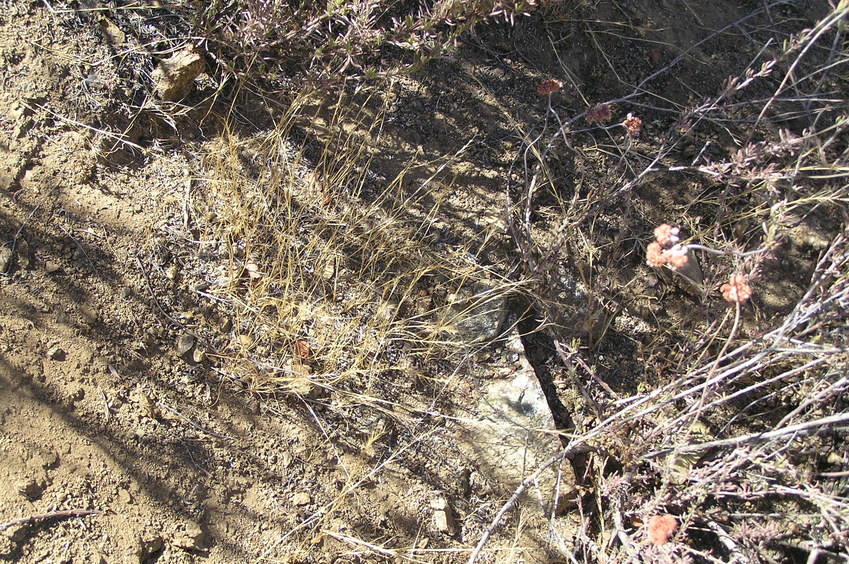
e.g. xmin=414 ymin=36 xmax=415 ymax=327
xmin=2 ymin=0 xmax=846 ymax=563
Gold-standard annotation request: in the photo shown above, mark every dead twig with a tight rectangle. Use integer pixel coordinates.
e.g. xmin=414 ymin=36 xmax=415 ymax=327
xmin=468 ymin=446 xmax=573 ymax=564
xmin=646 ymin=411 xmax=849 ymax=458
xmin=0 ymin=509 xmax=102 ymax=532
xmin=158 ymin=402 xmax=234 ymax=440
xmin=706 ymin=519 xmax=747 ymax=564
xmin=134 ymin=254 xmax=189 ymax=331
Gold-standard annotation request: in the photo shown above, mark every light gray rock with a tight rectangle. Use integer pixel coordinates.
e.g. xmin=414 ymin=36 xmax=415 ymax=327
xmin=0 ymin=245 xmax=12 ymax=273
xmin=454 ymin=330 xmax=571 ymax=512
xmin=175 ymin=334 xmax=195 ymax=356
xmin=447 ymin=279 xmax=509 ymax=343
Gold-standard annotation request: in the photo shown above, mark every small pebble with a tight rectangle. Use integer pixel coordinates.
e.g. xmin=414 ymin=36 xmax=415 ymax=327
xmin=47 ymin=346 xmax=66 ymax=361
xmin=175 ymin=334 xmax=195 ymax=355
xmin=192 ymin=347 xmax=206 ymax=363
xmin=292 ymin=492 xmax=311 ymax=506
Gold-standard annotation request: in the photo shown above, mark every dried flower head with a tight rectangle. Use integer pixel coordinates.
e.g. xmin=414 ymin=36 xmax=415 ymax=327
xmin=721 ymin=274 xmax=752 ymax=304
xmin=653 ymin=224 xmax=680 ymax=247
xmin=646 ymin=241 xmax=667 ymax=268
xmin=623 ymin=113 xmax=643 ymax=136
xmin=294 ymin=339 xmax=312 ymax=360
xmin=665 ymin=245 xmax=689 ymax=270
xmin=585 ymin=103 xmax=613 ymax=124
xmin=647 ymin=514 xmax=678 ymax=546
xmin=537 ymin=79 xmax=562 ymax=96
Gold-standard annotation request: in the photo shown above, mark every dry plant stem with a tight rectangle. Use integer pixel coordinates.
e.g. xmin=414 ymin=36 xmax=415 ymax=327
xmin=10 ymin=203 xmax=42 ymax=254
xmin=612 ymin=508 xmax=639 ymax=563
xmin=135 ymin=254 xmax=190 ymax=332
xmin=27 ymin=101 xmax=144 ymax=152
xmin=692 ymin=302 xmax=741 ymax=426
xmin=468 ymin=447 xmax=572 ymax=564
xmin=178 ymin=438 xmax=213 ymax=478
xmin=548 ymin=463 xmax=574 ymax=558
xmin=754 ymin=4 xmax=849 ymax=130
xmin=56 ymin=223 xmax=95 ymax=270
xmin=554 ymin=340 xmax=602 ymax=417
xmin=647 ymin=411 xmax=849 ymax=458
xmin=774 ymin=374 xmax=848 ymax=428
xmin=686 ymin=244 xmax=769 ymax=258
xmin=0 ymin=509 xmax=101 ymax=531
xmin=325 ymin=531 xmax=398 ymax=558
xmin=713 ymin=358 xmax=828 ymax=433
xmin=157 ymin=402 xmax=233 ymax=440
xmin=706 ymin=519 xmax=746 ymax=564
xmin=578 ymin=324 xmax=843 ymax=458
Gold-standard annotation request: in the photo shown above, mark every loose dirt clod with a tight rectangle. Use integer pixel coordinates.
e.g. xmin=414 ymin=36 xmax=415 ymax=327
xmin=292 ymin=492 xmax=311 ymax=506
xmin=172 ymin=523 xmax=205 ymax=551
xmin=151 ymin=48 xmax=204 ymax=101
xmin=430 ymin=495 xmax=457 ymax=535
xmin=0 ymin=246 xmax=12 ymax=273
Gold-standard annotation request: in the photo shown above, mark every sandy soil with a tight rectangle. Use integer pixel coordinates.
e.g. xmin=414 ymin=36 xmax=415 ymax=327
xmin=1 ymin=0 xmax=839 ymax=562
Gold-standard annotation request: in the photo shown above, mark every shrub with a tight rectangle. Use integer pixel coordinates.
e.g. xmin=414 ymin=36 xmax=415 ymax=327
xmin=195 ymin=0 xmax=544 ymax=80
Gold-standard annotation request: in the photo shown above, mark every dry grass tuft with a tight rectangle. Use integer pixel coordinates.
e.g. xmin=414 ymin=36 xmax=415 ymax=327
xmin=192 ymin=87 xmax=522 ymax=397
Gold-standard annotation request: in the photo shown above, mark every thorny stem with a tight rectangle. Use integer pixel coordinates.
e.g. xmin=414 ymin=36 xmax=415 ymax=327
xmin=707 ymin=301 xmax=742 ymax=391
xmin=686 ymin=243 xmax=770 ymax=258
xmin=647 ymin=411 xmax=849 ymax=458
xmin=658 ymin=302 xmax=743 ymax=441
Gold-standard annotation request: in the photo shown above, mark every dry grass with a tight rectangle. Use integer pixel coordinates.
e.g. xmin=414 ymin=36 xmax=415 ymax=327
xmin=129 ymin=0 xmax=847 ymax=560
xmin=184 ymin=84 xmax=536 ymax=557
xmin=193 ymin=87 xmax=521 ymax=396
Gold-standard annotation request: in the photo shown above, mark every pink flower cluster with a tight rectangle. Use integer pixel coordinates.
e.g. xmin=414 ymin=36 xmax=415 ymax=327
xmin=721 ymin=274 xmax=752 ymax=304
xmin=623 ymin=113 xmax=642 ymax=136
xmin=647 ymin=223 xmax=755 ymax=304
xmin=586 ymin=103 xmax=613 ymax=124
xmin=646 ymin=224 xmax=689 ymax=271
xmin=537 ymin=79 xmax=562 ymax=96
xmin=647 ymin=514 xmax=678 ymax=545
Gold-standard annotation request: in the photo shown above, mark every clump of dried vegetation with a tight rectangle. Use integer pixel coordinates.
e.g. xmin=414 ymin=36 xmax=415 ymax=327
xmin=193 ymin=88 xmax=520 ymax=397
xmin=503 ymin=2 xmax=849 ymax=562
xmin=193 ymin=0 xmax=543 ymax=81
xmin=65 ymin=0 xmax=848 ymax=560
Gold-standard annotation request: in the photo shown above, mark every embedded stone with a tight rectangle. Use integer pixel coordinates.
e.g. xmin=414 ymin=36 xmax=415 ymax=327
xmin=152 ymin=49 xmax=204 ymax=101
